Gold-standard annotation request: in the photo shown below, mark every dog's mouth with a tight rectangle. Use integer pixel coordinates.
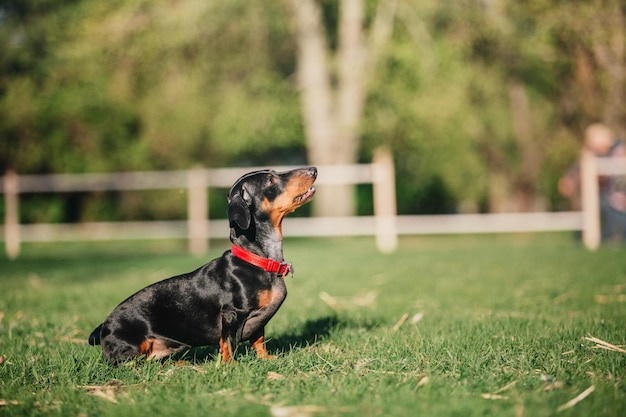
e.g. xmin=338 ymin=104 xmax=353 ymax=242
xmin=294 ymin=186 xmax=316 ymax=204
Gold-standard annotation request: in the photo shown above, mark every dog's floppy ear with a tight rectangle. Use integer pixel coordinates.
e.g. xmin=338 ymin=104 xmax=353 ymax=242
xmin=228 ymin=191 xmax=251 ymax=230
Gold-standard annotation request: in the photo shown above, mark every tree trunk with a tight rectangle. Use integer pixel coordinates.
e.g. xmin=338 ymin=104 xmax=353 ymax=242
xmin=289 ymin=0 xmax=396 ymax=217
xmin=508 ymin=81 xmax=544 ymax=212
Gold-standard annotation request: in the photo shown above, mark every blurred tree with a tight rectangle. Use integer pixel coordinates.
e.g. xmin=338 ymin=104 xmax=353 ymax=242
xmin=1 ymin=0 xmax=625 ymax=224
xmin=460 ymin=0 xmax=554 ymax=212
xmin=1 ymin=0 xmax=305 ymax=173
xmin=462 ymin=0 xmax=626 ymax=211
xmin=549 ymin=0 xmax=626 ymax=136
xmin=362 ymin=0 xmax=625 ymax=214
xmin=65 ymin=0 xmax=304 ymax=170
xmin=0 ymin=0 xmax=149 ymax=175
xmin=0 ymin=0 xmax=305 ymax=222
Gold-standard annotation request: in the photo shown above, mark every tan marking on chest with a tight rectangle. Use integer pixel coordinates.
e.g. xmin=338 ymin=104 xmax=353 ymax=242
xmin=257 ymin=289 xmax=273 ymax=308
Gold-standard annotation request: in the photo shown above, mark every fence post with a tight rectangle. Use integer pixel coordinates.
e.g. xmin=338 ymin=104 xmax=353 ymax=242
xmin=373 ymin=147 xmax=398 ymax=253
xmin=187 ymin=167 xmax=209 ymax=255
xmin=580 ymin=149 xmax=600 ymax=250
xmin=4 ymin=169 xmax=20 ymax=259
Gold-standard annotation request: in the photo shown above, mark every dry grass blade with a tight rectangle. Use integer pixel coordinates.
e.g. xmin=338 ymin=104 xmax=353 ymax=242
xmin=0 ymin=400 xmax=22 ymax=406
xmin=552 ymin=290 xmax=574 ymax=304
xmin=494 ymin=380 xmax=518 ymax=394
xmin=410 ymin=312 xmax=424 ymax=324
xmin=267 ymin=371 xmax=285 ymax=381
xmin=318 ymin=292 xmax=341 ymax=312
xmin=557 ymin=385 xmax=595 ymax=412
xmin=86 ymin=389 xmax=119 ymax=404
xmin=270 ymin=405 xmax=351 ymax=417
xmin=391 ymin=313 xmax=409 ymax=333
xmin=78 ymin=380 xmax=130 ymax=404
xmin=481 ymin=394 xmax=508 ymax=400
xmin=56 ymin=328 xmax=88 ymax=344
xmin=594 ymin=294 xmax=626 ymax=304
xmin=318 ymin=291 xmax=377 ymax=312
xmin=190 ymin=365 xmax=207 ymax=374
xmin=482 ymin=379 xmax=518 ymax=400
xmin=352 ymin=290 xmax=378 ymax=307
xmin=585 ymin=335 xmax=626 ymax=354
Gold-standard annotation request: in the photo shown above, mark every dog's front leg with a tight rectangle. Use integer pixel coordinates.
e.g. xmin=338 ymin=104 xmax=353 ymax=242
xmin=250 ymin=328 xmax=271 ymax=359
xmin=219 ymin=309 xmax=238 ymax=362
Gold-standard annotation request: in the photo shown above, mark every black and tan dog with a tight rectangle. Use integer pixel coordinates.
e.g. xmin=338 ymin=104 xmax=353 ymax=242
xmin=88 ymin=167 xmax=317 ymax=365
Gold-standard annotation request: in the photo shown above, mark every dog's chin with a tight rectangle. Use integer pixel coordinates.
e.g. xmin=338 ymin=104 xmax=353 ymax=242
xmin=293 ymin=187 xmax=316 ymax=206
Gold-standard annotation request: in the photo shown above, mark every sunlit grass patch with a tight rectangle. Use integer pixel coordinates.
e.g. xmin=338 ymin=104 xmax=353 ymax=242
xmin=1 ymin=234 xmax=625 ymax=416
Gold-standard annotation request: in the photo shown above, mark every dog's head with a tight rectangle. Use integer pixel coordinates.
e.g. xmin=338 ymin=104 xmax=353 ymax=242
xmin=227 ymin=167 xmax=317 ymax=238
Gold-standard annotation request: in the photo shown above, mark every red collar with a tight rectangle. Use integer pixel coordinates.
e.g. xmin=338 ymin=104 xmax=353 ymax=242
xmin=231 ymin=244 xmax=291 ymax=277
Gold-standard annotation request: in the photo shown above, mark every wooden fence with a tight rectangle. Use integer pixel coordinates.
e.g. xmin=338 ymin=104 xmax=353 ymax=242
xmin=2 ymin=149 xmax=625 ymax=258
xmin=1 ymin=148 xmax=397 ymax=258
xmin=580 ymin=151 xmax=626 ymax=250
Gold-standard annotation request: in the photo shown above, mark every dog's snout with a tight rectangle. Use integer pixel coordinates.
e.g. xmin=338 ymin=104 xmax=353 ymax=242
xmin=307 ymin=167 xmax=318 ymax=178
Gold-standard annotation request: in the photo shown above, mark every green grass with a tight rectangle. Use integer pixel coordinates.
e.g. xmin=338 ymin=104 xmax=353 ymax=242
xmin=1 ymin=234 xmax=625 ymax=416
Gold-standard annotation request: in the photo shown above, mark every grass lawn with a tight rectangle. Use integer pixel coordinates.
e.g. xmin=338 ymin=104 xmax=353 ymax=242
xmin=0 ymin=233 xmax=625 ymax=416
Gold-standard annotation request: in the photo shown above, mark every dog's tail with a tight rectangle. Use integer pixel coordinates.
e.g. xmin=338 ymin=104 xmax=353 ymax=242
xmin=88 ymin=323 xmax=103 ymax=346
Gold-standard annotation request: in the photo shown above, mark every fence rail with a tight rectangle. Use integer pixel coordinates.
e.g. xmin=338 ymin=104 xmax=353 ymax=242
xmin=1 ymin=148 xmax=398 ymax=258
xmin=2 ymin=150 xmax=625 ymax=258
xmin=0 ymin=164 xmax=380 ymax=194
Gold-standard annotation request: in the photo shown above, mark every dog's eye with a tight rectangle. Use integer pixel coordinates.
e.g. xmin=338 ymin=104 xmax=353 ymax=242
xmin=267 ymin=176 xmax=275 ymax=186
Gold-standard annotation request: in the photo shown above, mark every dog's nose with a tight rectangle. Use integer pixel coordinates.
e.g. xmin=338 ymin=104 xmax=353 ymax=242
xmin=307 ymin=167 xmax=318 ymax=178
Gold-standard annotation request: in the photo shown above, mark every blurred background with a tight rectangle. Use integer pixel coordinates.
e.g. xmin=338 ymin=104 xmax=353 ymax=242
xmin=1 ymin=0 xmax=624 ymax=224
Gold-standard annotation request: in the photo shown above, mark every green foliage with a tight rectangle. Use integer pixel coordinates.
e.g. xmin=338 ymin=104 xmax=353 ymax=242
xmin=0 ymin=0 xmax=303 ymax=175
xmin=361 ymin=0 xmax=612 ymax=213
xmin=0 ymin=0 xmax=305 ymax=222
xmin=1 ymin=0 xmax=623 ymax=219
xmin=363 ymin=4 xmax=491 ymax=212
xmin=0 ymin=235 xmax=625 ymax=416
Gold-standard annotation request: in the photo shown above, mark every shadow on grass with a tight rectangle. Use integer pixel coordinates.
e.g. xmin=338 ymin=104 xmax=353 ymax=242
xmin=177 ymin=314 xmax=383 ymax=363
xmin=267 ymin=315 xmax=341 ymax=351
